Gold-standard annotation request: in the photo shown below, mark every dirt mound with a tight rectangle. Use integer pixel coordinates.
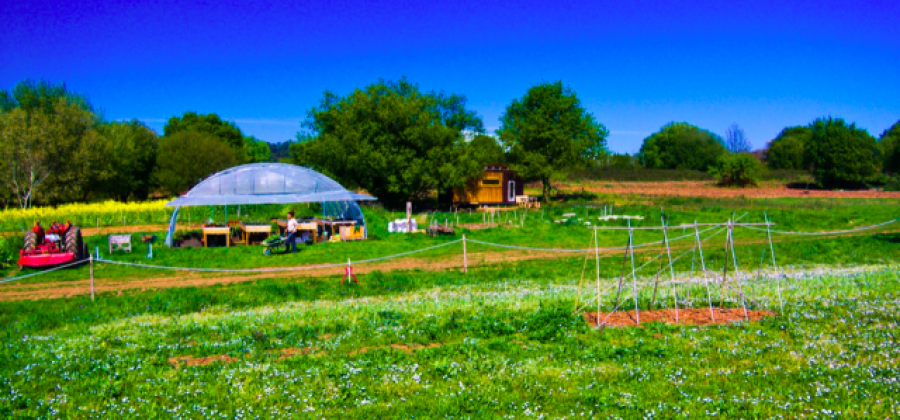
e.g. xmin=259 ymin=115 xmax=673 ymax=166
xmin=168 ymin=354 xmax=237 ymax=366
xmin=583 ymin=307 xmax=775 ymax=327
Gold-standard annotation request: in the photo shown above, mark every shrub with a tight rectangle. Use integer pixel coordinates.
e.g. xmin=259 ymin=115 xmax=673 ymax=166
xmin=638 ymin=122 xmax=727 ymax=171
xmin=804 ymin=117 xmax=878 ymax=189
xmin=709 ymin=153 xmax=762 ymax=187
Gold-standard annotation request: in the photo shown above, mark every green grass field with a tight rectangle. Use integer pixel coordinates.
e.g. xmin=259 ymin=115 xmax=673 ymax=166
xmin=1 ymin=194 xmax=899 ymax=418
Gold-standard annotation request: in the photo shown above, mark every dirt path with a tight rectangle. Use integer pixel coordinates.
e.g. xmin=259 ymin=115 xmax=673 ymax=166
xmin=558 ymin=181 xmax=900 ymax=199
xmin=1 ymin=229 xmax=893 ymax=301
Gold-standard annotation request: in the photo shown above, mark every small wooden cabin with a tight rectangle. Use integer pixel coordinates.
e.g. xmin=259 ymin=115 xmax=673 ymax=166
xmin=453 ymin=164 xmax=523 ymax=206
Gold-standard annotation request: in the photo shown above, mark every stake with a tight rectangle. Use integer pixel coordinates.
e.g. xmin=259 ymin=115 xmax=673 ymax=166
xmin=694 ymin=222 xmax=715 ymax=322
xmin=462 ymin=234 xmax=468 ymax=273
xmin=613 ymin=232 xmax=630 ymax=309
xmin=662 ymin=216 xmax=678 ymax=322
xmin=765 ymin=212 xmax=784 ymax=314
xmin=722 ymin=220 xmax=730 ymax=305
xmin=629 ymin=220 xmax=639 ymax=325
xmin=594 ymin=228 xmax=601 ymax=327
xmin=729 ymin=221 xmax=749 ymax=320
xmin=89 ymin=255 xmax=95 ymax=302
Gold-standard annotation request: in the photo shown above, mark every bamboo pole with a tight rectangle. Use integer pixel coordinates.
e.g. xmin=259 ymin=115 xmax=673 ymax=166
xmin=629 ymin=220 xmax=639 ymax=325
xmin=662 ymin=216 xmax=678 ymax=322
xmin=594 ymin=228 xmax=601 ymax=327
xmin=462 ymin=235 xmax=467 ymax=273
xmin=695 ymin=221 xmax=714 ymax=322
xmin=729 ymin=221 xmax=749 ymax=320
xmin=765 ymin=212 xmax=784 ymax=314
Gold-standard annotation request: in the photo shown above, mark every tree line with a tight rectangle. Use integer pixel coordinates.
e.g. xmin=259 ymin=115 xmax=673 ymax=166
xmin=2 ymin=77 xmax=897 ymax=209
xmin=0 ymin=80 xmax=274 ymax=208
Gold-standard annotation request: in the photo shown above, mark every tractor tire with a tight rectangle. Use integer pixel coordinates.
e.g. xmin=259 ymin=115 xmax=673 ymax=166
xmin=65 ymin=227 xmax=84 ymax=260
xmin=24 ymin=231 xmax=36 ymax=251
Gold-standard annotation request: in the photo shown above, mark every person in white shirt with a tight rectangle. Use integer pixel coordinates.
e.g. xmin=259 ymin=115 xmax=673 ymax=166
xmin=285 ymin=211 xmax=298 ymax=253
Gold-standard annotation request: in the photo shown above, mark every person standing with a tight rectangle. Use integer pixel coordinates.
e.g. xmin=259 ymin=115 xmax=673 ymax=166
xmin=285 ymin=211 xmax=298 ymax=253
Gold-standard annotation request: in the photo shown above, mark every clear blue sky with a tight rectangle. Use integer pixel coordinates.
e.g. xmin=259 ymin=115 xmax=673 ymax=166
xmin=2 ymin=0 xmax=898 ymax=153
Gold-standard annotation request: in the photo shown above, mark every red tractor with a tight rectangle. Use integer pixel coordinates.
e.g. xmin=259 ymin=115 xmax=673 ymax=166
xmin=18 ymin=221 xmax=84 ymax=268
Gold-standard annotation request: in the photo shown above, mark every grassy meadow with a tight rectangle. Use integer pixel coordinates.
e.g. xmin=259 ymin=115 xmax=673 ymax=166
xmin=0 ymin=191 xmax=899 ymax=418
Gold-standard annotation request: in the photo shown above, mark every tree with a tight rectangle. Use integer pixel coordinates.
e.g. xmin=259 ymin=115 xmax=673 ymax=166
xmin=710 ymin=153 xmax=762 ymax=187
xmin=725 ymin=123 xmax=751 ymax=153
xmin=292 ymin=78 xmax=484 ymax=207
xmin=467 ymin=134 xmax=505 ymax=165
xmin=639 ymin=122 xmax=726 ymax=171
xmin=804 ymin=117 xmax=877 ymax=189
xmin=154 ymin=130 xmax=237 ymax=195
xmin=497 ymin=81 xmax=608 ymax=203
xmin=96 ymin=120 xmax=159 ymax=201
xmin=164 ymin=112 xmax=249 ymax=163
xmin=0 ymin=85 xmax=107 ymax=207
xmin=765 ymin=126 xmax=811 ymax=170
xmin=878 ymin=120 xmax=900 ymax=174
xmin=244 ymin=136 xmax=272 ymax=163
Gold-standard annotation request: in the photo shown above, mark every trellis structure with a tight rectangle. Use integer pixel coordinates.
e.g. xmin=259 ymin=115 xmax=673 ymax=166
xmin=574 ymin=215 xmax=783 ymax=327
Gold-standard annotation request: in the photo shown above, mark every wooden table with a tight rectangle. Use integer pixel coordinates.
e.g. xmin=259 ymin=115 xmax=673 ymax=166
xmin=319 ymin=220 xmax=356 ymax=241
xmin=202 ymin=227 xmax=231 ymax=247
xmin=241 ymin=224 xmax=271 ymax=245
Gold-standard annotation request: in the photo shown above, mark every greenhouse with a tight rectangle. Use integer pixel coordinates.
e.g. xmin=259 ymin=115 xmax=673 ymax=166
xmin=164 ymin=163 xmax=376 ymax=247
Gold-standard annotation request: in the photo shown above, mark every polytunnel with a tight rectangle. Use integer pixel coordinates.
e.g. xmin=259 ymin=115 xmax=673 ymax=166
xmin=164 ymin=163 xmax=376 ymax=247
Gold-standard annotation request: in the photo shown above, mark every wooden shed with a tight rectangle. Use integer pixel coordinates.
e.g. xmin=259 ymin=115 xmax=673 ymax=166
xmin=453 ymin=164 xmax=523 ymax=206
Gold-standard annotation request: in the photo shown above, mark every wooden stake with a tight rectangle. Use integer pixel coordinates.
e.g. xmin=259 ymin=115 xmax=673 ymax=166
xmin=462 ymin=235 xmax=468 ymax=273
xmin=594 ymin=228 xmax=601 ymax=327
xmin=662 ymin=216 xmax=678 ymax=322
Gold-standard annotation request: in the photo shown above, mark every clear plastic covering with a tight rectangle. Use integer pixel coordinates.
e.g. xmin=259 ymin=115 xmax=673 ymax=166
xmin=166 ymin=163 xmax=376 ymax=207
xmin=164 ymin=163 xmax=376 ymax=247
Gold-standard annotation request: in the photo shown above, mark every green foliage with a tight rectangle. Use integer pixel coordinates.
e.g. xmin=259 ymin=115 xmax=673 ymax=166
xmin=804 ymin=117 xmax=878 ymax=189
xmin=164 ymin=112 xmax=249 ymax=163
xmin=244 ymin=136 xmax=272 ymax=163
xmin=710 ymin=153 xmax=762 ymax=187
xmin=154 ymin=130 xmax=238 ymax=195
xmin=877 ymin=120 xmax=900 ymax=174
xmin=765 ymin=126 xmax=810 ymax=170
xmin=639 ymin=122 xmax=726 ymax=171
xmin=467 ymin=134 xmax=505 ymax=165
xmin=0 ymin=93 xmax=108 ymax=207
xmin=292 ymin=78 xmax=483 ymax=208
xmin=0 ymin=79 xmax=94 ymax=115
xmin=497 ymin=81 xmax=608 ymax=202
xmin=96 ymin=120 xmax=159 ymax=201
xmin=0 ymin=234 xmax=22 ymax=268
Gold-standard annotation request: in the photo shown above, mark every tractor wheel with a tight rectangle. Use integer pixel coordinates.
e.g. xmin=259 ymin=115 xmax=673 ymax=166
xmin=65 ymin=227 xmax=84 ymax=260
xmin=24 ymin=231 xmax=36 ymax=251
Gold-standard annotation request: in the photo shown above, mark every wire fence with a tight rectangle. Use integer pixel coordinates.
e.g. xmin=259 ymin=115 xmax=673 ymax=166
xmin=1 ymin=215 xmax=898 ymax=306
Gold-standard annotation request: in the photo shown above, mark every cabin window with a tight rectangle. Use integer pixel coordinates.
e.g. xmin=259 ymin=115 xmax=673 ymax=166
xmin=481 ymin=179 xmax=500 ymax=186
xmin=508 ymin=181 xmax=516 ymax=201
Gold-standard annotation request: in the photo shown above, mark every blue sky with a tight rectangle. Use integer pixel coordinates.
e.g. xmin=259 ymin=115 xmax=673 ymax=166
xmin=2 ymin=0 xmax=898 ymax=153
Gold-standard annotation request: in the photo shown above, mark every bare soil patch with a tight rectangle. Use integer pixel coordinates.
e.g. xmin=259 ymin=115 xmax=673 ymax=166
xmin=350 ymin=342 xmax=441 ymax=355
xmin=583 ymin=307 xmax=776 ymax=327
xmin=271 ymin=346 xmax=320 ymax=360
xmin=168 ymin=354 xmax=237 ymax=367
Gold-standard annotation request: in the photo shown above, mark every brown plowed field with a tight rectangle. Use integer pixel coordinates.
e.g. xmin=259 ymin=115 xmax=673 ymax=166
xmin=558 ymin=181 xmax=900 ymax=199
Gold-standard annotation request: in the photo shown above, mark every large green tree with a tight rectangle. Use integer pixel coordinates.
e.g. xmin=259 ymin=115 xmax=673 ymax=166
xmin=164 ymin=112 xmax=249 ymax=163
xmin=804 ymin=117 xmax=877 ymax=189
xmin=291 ymin=78 xmax=484 ymax=207
xmin=154 ymin=130 xmax=237 ymax=195
xmin=244 ymin=136 xmax=272 ymax=163
xmin=497 ymin=81 xmax=608 ymax=203
xmin=878 ymin=120 xmax=900 ymax=174
xmin=765 ymin=126 xmax=811 ymax=170
xmin=467 ymin=134 xmax=506 ymax=165
xmin=96 ymin=120 xmax=159 ymax=201
xmin=638 ymin=122 xmax=726 ymax=171
xmin=0 ymin=80 xmax=108 ymax=207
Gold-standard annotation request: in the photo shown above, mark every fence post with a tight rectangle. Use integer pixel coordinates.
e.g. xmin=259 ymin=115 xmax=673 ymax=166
xmin=89 ymin=255 xmax=95 ymax=302
xmin=462 ymin=235 xmax=468 ymax=274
